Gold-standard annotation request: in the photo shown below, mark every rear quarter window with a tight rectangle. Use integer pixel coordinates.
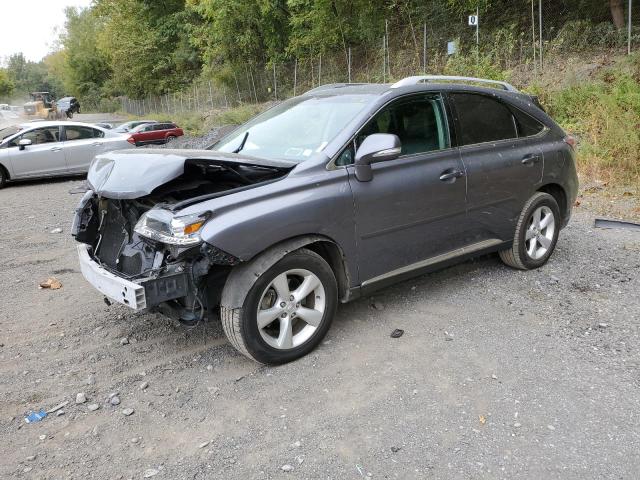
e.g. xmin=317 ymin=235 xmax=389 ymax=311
xmin=512 ymin=108 xmax=545 ymax=137
xmin=450 ymin=93 xmax=517 ymax=146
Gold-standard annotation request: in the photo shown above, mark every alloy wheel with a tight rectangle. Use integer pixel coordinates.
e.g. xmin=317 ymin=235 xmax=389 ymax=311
xmin=256 ymin=269 xmax=326 ymax=350
xmin=525 ymin=206 xmax=555 ymax=260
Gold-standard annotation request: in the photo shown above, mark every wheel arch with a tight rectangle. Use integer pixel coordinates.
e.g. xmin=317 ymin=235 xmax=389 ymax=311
xmin=537 ymin=183 xmax=568 ymax=225
xmin=220 ymin=234 xmax=351 ymax=309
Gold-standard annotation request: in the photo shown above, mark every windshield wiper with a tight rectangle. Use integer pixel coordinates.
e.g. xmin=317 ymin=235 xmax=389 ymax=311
xmin=233 ymin=131 xmax=249 ymax=154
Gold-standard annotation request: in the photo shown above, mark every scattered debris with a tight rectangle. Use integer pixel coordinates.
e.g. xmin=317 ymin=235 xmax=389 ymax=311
xmin=26 ymin=455 xmax=36 ymax=461
xmin=390 ymin=329 xmax=404 ymax=338
xmin=491 ymin=374 xmax=498 ymax=380
xmin=140 ymin=381 xmax=149 ymax=390
xmin=547 ymin=424 xmax=556 ymax=431
xmin=371 ymin=301 xmax=385 ymax=311
xmin=514 ymin=422 xmax=522 ymax=428
xmin=49 ymin=227 xmax=63 ymax=234
xmin=143 ymin=468 xmax=159 ymax=478
xmin=594 ymin=218 xmax=640 ymax=231
xmin=199 ymin=441 xmax=210 ymax=449
xmin=56 ymin=410 xmax=65 ymax=417
xmin=122 ymin=408 xmax=134 ymax=416
xmin=75 ymin=393 xmax=87 ymax=404
xmin=87 ymin=403 xmax=100 ymax=411
xmin=120 ymin=337 xmax=129 ymax=346
xmin=479 ymin=415 xmax=486 ymax=425
xmin=46 ymin=400 xmax=68 ymax=414
xmin=281 ymin=464 xmax=294 ymax=472
xmin=390 ymin=446 xmax=401 ymax=453
xmin=39 ymin=278 xmax=62 ymax=290
xmin=444 ymin=331 xmax=454 ymax=341
xmin=109 ymin=395 xmax=121 ymax=406
xmin=86 ymin=374 xmax=96 ymax=385
xmin=598 ymin=322 xmax=610 ymax=328
xmin=292 ymin=440 xmax=302 ymax=448
xmin=24 ymin=409 xmax=47 ymax=423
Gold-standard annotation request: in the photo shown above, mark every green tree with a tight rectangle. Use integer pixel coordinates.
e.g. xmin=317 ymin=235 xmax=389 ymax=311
xmin=0 ymin=69 xmax=15 ymax=98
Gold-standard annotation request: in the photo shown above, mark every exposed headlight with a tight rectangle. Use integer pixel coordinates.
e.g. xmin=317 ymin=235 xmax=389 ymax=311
xmin=134 ymin=209 xmax=209 ymax=246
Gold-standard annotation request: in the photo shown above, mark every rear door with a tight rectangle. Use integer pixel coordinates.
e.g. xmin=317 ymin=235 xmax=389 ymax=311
xmin=6 ymin=126 xmax=67 ymax=178
xmin=449 ymin=92 xmax=545 ymax=243
xmin=345 ymin=93 xmax=469 ymax=285
xmin=62 ymin=125 xmax=105 ymax=173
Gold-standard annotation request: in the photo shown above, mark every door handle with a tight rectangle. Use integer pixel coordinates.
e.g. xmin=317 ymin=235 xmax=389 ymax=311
xmin=439 ymin=169 xmax=465 ymax=182
xmin=521 ymin=154 xmax=541 ymax=165
xmin=50 ymin=147 xmax=62 ymax=152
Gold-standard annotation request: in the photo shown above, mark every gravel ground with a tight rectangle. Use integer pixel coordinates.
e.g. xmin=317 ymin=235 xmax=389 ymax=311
xmin=0 ymin=175 xmax=639 ymax=479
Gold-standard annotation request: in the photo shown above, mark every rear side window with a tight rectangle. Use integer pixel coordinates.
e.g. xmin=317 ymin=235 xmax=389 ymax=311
xmin=451 ymin=93 xmax=517 ymax=146
xmin=512 ymin=108 xmax=545 ymax=137
xmin=65 ymin=126 xmax=100 ymax=141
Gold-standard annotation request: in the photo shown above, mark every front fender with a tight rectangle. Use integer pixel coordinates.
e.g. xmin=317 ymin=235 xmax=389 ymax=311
xmin=221 ymin=235 xmax=334 ymax=309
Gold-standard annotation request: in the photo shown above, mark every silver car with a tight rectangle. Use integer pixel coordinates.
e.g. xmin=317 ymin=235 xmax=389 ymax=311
xmin=0 ymin=121 xmax=132 ymax=188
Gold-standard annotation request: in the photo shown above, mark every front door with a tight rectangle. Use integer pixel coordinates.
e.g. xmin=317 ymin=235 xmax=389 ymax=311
xmin=448 ymin=92 xmax=545 ymax=243
xmin=345 ymin=94 xmax=468 ymax=285
xmin=7 ymin=126 xmax=67 ymax=178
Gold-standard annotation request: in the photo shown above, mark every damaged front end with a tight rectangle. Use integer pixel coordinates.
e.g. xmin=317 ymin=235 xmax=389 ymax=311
xmin=72 ymin=149 xmax=292 ymax=324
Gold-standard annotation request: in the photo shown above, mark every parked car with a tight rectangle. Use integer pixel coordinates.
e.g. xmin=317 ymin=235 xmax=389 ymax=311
xmin=56 ymin=97 xmax=81 ymax=118
xmin=73 ymin=75 xmax=578 ymax=364
xmin=113 ymin=120 xmax=158 ymax=133
xmin=126 ymin=122 xmax=184 ymax=146
xmin=0 ymin=121 xmax=133 ymax=187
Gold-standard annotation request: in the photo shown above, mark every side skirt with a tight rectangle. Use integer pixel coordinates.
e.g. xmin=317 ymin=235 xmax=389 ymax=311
xmin=354 ymin=239 xmax=510 ymax=298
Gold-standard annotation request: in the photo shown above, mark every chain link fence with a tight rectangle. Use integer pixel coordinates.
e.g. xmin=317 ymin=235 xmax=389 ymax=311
xmin=121 ymin=0 xmax=639 ymax=116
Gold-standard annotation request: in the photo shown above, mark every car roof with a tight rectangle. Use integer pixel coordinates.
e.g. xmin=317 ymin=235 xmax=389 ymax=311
xmin=18 ymin=120 xmax=107 ymax=129
xmin=302 ymin=75 xmax=528 ymax=99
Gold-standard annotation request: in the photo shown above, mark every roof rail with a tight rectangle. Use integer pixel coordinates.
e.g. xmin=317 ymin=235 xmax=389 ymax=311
xmin=390 ymin=75 xmax=518 ymax=92
xmin=304 ymin=83 xmax=368 ymax=95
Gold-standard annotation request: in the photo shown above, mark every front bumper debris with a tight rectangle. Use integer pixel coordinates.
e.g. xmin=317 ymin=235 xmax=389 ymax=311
xmin=77 ymin=244 xmax=190 ymax=310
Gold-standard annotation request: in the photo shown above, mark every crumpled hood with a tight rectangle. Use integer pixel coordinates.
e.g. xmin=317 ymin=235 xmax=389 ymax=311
xmin=87 ymin=148 xmax=296 ymax=199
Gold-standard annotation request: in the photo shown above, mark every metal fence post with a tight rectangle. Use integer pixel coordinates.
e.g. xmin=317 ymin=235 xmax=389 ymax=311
xmin=539 ymin=0 xmax=543 ymax=70
xmin=293 ymin=58 xmax=298 ymax=96
xmin=629 ymin=0 xmax=633 ymax=55
xmin=318 ymin=54 xmax=322 ymax=85
xmin=348 ymin=47 xmax=351 ymax=83
xmin=382 ymin=35 xmax=386 ymax=82
xmin=273 ymin=62 xmax=277 ymax=100
xmin=385 ymin=19 xmax=390 ymax=78
xmin=532 ymin=0 xmax=537 ymax=76
xmin=423 ymin=23 xmax=427 ymax=74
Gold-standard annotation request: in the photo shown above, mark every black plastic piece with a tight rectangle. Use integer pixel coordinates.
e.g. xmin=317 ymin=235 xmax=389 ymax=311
xmin=141 ymin=272 xmax=190 ymax=307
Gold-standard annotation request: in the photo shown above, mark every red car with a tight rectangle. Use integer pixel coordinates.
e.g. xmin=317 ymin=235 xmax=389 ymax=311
xmin=126 ymin=122 xmax=184 ymax=146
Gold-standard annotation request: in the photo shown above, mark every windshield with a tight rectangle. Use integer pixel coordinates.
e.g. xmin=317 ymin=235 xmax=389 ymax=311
xmin=214 ymin=94 xmax=374 ymax=162
xmin=0 ymin=125 xmax=22 ymax=142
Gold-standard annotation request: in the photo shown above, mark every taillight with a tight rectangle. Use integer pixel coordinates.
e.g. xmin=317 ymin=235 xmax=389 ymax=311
xmin=127 ymin=136 xmax=135 ymax=145
xmin=564 ymin=135 xmax=577 ymax=150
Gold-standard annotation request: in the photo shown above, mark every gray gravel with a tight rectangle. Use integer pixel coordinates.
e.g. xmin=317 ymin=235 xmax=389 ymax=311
xmin=0 ymin=176 xmax=639 ymax=479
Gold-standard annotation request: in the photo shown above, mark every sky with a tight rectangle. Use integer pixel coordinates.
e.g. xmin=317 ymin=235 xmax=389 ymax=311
xmin=0 ymin=0 xmax=93 ymax=63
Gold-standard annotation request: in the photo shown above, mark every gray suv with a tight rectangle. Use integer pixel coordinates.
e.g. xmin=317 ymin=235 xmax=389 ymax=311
xmin=73 ymin=75 xmax=578 ymax=364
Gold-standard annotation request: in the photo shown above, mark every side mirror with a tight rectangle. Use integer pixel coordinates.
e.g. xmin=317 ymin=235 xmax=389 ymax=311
xmin=18 ymin=138 xmax=32 ymax=150
xmin=354 ymin=133 xmax=401 ymax=182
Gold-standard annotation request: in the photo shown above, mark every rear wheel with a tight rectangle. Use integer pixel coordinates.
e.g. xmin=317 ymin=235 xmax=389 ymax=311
xmin=165 ymin=135 xmax=176 ymax=145
xmin=499 ymin=192 xmax=560 ymax=270
xmin=0 ymin=166 xmax=7 ymax=189
xmin=221 ymin=249 xmax=337 ymax=364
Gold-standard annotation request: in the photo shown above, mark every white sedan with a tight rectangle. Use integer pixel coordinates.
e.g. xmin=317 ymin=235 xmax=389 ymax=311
xmin=0 ymin=121 xmax=133 ymax=188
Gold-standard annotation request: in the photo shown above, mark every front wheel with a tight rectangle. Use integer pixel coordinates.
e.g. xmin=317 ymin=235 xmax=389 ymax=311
xmin=221 ymin=249 xmax=337 ymax=364
xmin=499 ymin=192 xmax=560 ymax=270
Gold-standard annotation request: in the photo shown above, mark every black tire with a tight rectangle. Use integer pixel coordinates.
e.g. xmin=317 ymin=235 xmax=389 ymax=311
xmin=499 ymin=192 xmax=561 ymax=270
xmin=165 ymin=135 xmax=176 ymax=145
xmin=0 ymin=166 xmax=7 ymax=188
xmin=221 ymin=248 xmax=337 ymax=364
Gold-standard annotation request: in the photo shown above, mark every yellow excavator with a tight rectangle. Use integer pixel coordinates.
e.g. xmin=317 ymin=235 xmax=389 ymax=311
xmin=23 ymin=92 xmax=58 ymax=120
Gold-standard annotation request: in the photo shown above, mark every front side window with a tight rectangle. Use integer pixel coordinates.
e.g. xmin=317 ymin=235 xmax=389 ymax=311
xmin=451 ymin=93 xmax=517 ymax=146
xmin=65 ymin=126 xmax=101 ymax=140
xmin=9 ymin=127 xmax=60 ymax=147
xmin=214 ymin=94 xmax=375 ymax=163
xmin=335 ymin=95 xmax=449 ymax=166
